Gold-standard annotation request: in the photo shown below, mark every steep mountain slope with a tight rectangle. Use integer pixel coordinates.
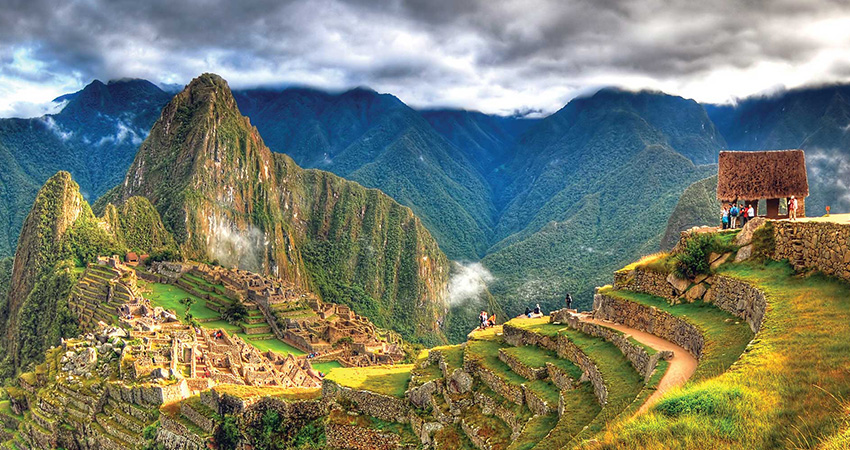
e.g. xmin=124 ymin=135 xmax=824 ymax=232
xmin=484 ymin=145 xmax=714 ymax=316
xmin=100 ymin=74 xmax=450 ymax=344
xmin=233 ymin=88 xmax=494 ymax=260
xmin=420 ymin=108 xmax=537 ymax=179
xmin=660 ymin=175 xmax=721 ymax=250
xmin=0 ymin=171 xmax=178 ymax=375
xmin=706 ymin=84 xmax=850 ymax=215
xmin=0 ymin=79 xmax=171 ymax=258
xmin=496 ymin=89 xmax=725 ymax=242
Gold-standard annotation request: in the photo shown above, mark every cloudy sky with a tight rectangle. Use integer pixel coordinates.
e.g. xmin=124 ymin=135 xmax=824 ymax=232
xmin=2 ymin=0 xmax=850 ymax=117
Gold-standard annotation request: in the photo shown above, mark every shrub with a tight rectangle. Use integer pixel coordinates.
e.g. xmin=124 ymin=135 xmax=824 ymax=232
xmin=214 ymin=415 xmax=241 ymax=450
xmin=673 ymin=232 xmax=738 ymax=279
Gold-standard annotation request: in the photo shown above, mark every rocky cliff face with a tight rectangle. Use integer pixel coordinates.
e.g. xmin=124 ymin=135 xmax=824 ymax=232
xmin=101 ymin=74 xmax=449 ymax=344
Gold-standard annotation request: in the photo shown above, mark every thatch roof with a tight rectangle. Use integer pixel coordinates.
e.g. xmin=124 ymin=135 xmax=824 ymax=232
xmin=716 ymin=150 xmax=808 ymax=201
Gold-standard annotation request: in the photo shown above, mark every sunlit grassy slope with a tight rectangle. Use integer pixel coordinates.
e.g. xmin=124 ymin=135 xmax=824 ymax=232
xmin=593 ymin=261 xmax=850 ymax=450
xmin=324 ymin=364 xmax=414 ymax=398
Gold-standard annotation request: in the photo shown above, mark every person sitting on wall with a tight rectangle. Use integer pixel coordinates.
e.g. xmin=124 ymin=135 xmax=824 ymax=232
xmin=488 ymin=313 xmax=496 ymax=328
xmin=525 ymin=307 xmax=532 ymax=318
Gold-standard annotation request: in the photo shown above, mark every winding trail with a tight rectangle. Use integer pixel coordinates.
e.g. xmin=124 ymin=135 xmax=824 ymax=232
xmin=574 ymin=312 xmax=698 ymax=414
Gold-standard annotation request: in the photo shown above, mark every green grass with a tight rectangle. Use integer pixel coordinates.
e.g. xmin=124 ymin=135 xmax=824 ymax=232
xmin=531 ymin=383 xmax=601 ymax=450
xmin=594 ymin=260 xmax=850 ymax=449
xmin=597 ymin=285 xmax=753 ymax=381
xmin=507 ymin=316 xmax=646 ymax=440
xmin=501 ymin=345 xmax=583 ymax=380
xmin=466 ymin=338 xmax=562 ymax=406
xmin=509 ymin=414 xmax=559 ymax=450
xmin=138 ymin=280 xmax=220 ymax=320
xmin=200 ymin=320 xmax=242 ymax=334
xmin=324 ymin=365 xmax=414 ymax=398
xmin=435 ymin=344 xmax=465 ymax=374
xmin=240 ymin=335 xmax=305 ymax=356
xmin=311 ymin=361 xmax=342 ymax=374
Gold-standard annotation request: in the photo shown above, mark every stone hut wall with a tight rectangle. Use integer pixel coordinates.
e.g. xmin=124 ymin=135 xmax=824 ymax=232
xmin=773 ymin=220 xmax=850 ymax=283
xmin=592 ymin=293 xmax=704 ymax=359
xmin=613 ymin=269 xmax=677 ymax=300
xmin=322 ymin=380 xmax=410 ymax=424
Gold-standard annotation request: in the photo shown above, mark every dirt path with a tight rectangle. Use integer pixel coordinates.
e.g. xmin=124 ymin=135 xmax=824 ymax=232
xmin=575 ymin=313 xmax=698 ymax=414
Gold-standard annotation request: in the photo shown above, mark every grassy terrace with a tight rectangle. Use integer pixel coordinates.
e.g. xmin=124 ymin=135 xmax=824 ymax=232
xmin=501 ymin=345 xmax=584 ymax=380
xmin=466 ymin=338 xmax=561 ymax=406
xmin=212 ymin=384 xmax=322 ymax=401
xmin=506 ymin=317 xmax=645 ymax=439
xmin=138 ymin=280 xmax=221 ymax=320
xmin=508 ymin=413 xmax=559 ymax=450
xmin=594 ymin=261 xmax=850 ymax=450
xmin=324 ymin=365 xmax=414 ymax=398
xmin=241 ymin=335 xmax=304 ymax=356
xmin=597 ymin=284 xmax=753 ymax=381
xmin=532 ymin=383 xmax=601 ymax=450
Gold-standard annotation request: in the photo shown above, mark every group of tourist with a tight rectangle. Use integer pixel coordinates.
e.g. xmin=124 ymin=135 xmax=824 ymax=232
xmin=523 ymin=304 xmax=543 ymax=319
xmin=721 ymin=202 xmax=756 ymax=229
xmin=478 ymin=311 xmax=497 ymax=329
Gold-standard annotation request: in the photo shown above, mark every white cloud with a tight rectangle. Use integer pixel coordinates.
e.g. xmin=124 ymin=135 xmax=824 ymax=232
xmin=447 ymin=262 xmax=494 ymax=306
xmin=2 ymin=0 xmax=850 ymax=114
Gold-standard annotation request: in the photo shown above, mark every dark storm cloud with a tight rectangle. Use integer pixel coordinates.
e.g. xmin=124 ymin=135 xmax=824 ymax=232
xmin=2 ymin=0 xmax=850 ymax=116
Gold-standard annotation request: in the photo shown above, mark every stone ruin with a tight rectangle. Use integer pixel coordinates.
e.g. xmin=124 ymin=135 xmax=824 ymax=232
xmin=116 ymin=309 xmax=322 ymax=390
xmin=187 ymin=263 xmax=406 ymax=367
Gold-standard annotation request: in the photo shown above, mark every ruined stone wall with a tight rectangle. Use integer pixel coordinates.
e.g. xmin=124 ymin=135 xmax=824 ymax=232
xmin=773 ymin=220 xmax=850 ymax=283
xmin=325 ymin=423 xmax=402 ymax=450
xmin=473 ymin=391 xmax=524 ymax=437
xmin=322 ymin=380 xmax=410 ymax=424
xmin=554 ymin=311 xmax=670 ymax=381
xmin=593 ymin=293 xmax=704 ymax=359
xmin=613 ymin=268 xmax=676 ymax=301
xmin=708 ymin=276 xmax=767 ymax=333
xmin=157 ymin=414 xmax=207 ymax=450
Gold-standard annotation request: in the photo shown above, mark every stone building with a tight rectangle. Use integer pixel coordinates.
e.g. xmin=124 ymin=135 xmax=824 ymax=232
xmin=717 ymin=149 xmax=809 ymax=218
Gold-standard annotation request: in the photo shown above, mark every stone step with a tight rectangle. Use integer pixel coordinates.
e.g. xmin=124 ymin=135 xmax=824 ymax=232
xmin=95 ymin=413 xmax=144 ymax=447
xmin=103 ymin=404 xmax=147 ymax=434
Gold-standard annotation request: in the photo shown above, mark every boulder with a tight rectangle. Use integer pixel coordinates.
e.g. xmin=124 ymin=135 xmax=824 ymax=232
xmin=735 ymin=244 xmax=754 ymax=262
xmin=710 ymin=253 xmax=732 ymax=271
xmin=666 ymin=273 xmax=691 ymax=295
xmin=685 ymin=283 xmax=708 ymax=301
xmin=448 ymin=369 xmax=473 ymax=394
xmin=735 ymin=217 xmax=767 ymax=246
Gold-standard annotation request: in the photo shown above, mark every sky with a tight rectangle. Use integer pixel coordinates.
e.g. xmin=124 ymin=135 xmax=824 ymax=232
xmin=2 ymin=0 xmax=850 ymax=118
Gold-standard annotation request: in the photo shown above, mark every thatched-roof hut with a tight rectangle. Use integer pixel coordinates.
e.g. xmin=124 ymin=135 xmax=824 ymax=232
xmin=717 ymin=150 xmax=808 ymax=219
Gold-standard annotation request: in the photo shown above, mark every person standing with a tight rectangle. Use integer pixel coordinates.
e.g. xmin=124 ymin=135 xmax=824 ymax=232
xmin=740 ymin=204 xmax=748 ymax=227
xmin=722 ymin=205 xmax=730 ymax=229
xmin=748 ymin=202 xmax=756 ymax=222
xmin=565 ymin=293 xmax=573 ymax=311
xmin=789 ymin=196 xmax=798 ymax=220
xmin=730 ymin=204 xmax=739 ymax=228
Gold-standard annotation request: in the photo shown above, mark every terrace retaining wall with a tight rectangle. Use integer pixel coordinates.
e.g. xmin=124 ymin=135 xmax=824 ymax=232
xmin=613 ymin=268 xmax=676 ymax=300
xmin=707 ymin=276 xmax=767 ymax=333
xmin=592 ymin=293 xmax=704 ymax=359
xmin=322 ymin=380 xmax=411 ymax=424
xmin=552 ymin=310 xmax=671 ymax=381
xmin=502 ymin=324 xmax=608 ymax=406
